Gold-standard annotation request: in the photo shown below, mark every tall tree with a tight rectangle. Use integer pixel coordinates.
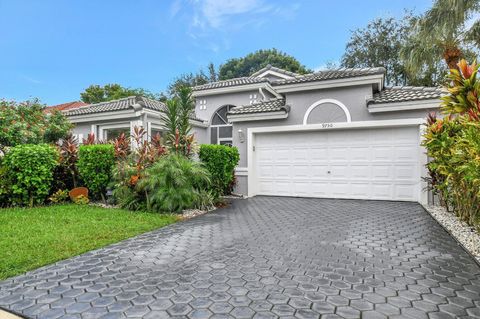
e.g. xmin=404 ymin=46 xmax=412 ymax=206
xmin=218 ymin=48 xmax=311 ymax=80
xmin=166 ymin=72 xmax=209 ymax=97
xmin=401 ymin=0 xmax=480 ymax=77
xmin=207 ymin=62 xmax=218 ymax=82
xmin=341 ymin=14 xmax=445 ymax=86
xmin=80 ymin=84 xmax=159 ymax=104
xmin=342 ymin=16 xmax=411 ymax=86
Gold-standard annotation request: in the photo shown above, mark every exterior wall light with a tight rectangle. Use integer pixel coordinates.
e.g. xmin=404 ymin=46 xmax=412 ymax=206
xmin=238 ymin=129 xmax=245 ymax=143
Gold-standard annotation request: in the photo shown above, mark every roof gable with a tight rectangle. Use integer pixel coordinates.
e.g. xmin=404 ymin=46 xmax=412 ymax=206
xmin=249 ymin=65 xmax=300 ymax=80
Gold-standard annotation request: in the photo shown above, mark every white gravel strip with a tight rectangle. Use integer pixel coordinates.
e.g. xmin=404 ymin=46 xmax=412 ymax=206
xmin=424 ymin=205 xmax=480 ymax=263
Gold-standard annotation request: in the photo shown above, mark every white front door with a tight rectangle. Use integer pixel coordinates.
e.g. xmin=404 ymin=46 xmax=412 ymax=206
xmin=252 ymin=126 xmax=421 ymax=201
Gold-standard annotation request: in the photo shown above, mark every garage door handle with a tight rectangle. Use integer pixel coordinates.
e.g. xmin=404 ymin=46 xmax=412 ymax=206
xmin=327 ymin=171 xmax=331 ymax=174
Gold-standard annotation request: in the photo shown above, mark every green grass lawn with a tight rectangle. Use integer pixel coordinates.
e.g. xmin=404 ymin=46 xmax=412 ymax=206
xmin=0 ymin=204 xmax=177 ymax=280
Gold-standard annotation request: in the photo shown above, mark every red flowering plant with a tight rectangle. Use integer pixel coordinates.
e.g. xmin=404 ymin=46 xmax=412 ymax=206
xmin=110 ymin=126 xmax=168 ymax=210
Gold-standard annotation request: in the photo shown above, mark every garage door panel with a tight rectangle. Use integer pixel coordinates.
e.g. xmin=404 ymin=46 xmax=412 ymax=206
xmin=311 ymin=165 xmax=330 ymax=178
xmin=253 ymin=126 xmax=421 ymax=201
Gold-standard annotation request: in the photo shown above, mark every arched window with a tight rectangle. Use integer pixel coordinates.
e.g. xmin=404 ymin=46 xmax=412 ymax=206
xmin=211 ymin=105 xmax=234 ymax=146
xmin=303 ymin=99 xmax=351 ymax=125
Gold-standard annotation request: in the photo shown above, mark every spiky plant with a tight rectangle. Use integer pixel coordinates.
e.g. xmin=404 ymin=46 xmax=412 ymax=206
xmin=137 ymin=154 xmax=211 ymax=213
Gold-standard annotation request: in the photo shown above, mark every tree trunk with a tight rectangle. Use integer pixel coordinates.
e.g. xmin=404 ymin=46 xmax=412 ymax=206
xmin=443 ymin=45 xmax=462 ymax=70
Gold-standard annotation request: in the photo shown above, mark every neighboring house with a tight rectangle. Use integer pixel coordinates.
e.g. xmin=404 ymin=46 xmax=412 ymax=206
xmin=191 ymin=65 xmax=444 ymax=204
xmin=44 ymin=101 xmax=89 ymax=114
xmin=65 ymin=96 xmax=207 ymax=142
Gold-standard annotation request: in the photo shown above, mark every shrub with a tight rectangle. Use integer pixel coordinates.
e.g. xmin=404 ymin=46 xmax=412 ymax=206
xmin=73 ymin=194 xmax=89 ymax=205
xmin=199 ymin=144 xmax=240 ymax=196
xmin=49 ymin=189 xmax=69 ymax=203
xmin=0 ymin=99 xmax=72 ymax=150
xmin=2 ymin=144 xmax=58 ymax=207
xmin=78 ymin=144 xmax=115 ymax=202
xmin=137 ymin=154 xmax=211 ymax=213
xmin=423 ymin=59 xmax=480 ymax=225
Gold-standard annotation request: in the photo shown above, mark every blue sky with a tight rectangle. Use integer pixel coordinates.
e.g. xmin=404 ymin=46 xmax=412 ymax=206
xmin=0 ymin=0 xmax=433 ymax=105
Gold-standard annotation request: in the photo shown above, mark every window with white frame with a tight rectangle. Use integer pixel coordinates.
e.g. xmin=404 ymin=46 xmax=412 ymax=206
xmin=249 ymin=93 xmax=258 ymax=105
xmin=199 ymin=99 xmax=207 ymax=110
xmin=210 ymin=105 xmax=234 ymax=146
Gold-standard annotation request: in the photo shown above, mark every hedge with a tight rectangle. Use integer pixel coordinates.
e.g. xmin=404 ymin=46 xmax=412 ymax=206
xmin=199 ymin=144 xmax=240 ymax=196
xmin=78 ymin=144 xmax=115 ymax=201
xmin=2 ymin=144 xmax=58 ymax=207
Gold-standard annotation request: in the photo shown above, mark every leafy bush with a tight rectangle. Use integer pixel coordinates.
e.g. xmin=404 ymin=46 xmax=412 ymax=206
xmin=49 ymin=189 xmax=69 ymax=203
xmin=137 ymin=154 xmax=211 ymax=213
xmin=199 ymin=144 xmax=240 ymax=196
xmin=73 ymin=194 xmax=89 ymax=205
xmin=0 ymin=99 xmax=72 ymax=150
xmin=78 ymin=144 xmax=115 ymax=202
xmin=2 ymin=144 xmax=58 ymax=207
xmin=423 ymin=59 xmax=480 ymax=225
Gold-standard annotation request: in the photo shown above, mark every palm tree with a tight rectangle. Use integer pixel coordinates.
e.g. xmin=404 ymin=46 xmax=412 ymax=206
xmin=402 ymin=0 xmax=479 ymax=76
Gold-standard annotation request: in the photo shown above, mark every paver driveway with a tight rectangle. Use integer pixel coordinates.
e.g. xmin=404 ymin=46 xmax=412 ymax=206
xmin=1 ymin=197 xmax=480 ymax=319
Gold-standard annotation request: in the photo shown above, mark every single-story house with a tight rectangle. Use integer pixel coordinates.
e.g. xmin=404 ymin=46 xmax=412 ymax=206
xmin=66 ymin=65 xmax=444 ymax=204
xmin=63 ymin=96 xmax=207 ymax=142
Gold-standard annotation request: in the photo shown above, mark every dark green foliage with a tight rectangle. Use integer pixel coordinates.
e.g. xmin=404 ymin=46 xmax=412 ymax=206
xmin=80 ymin=83 xmax=160 ymax=104
xmin=219 ymin=48 xmax=311 ymax=80
xmin=137 ymin=154 xmax=212 ymax=213
xmin=199 ymin=144 xmax=240 ymax=196
xmin=78 ymin=144 xmax=115 ymax=201
xmin=2 ymin=144 xmax=58 ymax=207
xmin=167 ymin=72 xmax=209 ymax=98
xmin=342 ymin=14 xmax=446 ymax=86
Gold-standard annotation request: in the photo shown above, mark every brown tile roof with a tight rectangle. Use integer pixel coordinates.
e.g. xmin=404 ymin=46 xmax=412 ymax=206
xmin=44 ymin=101 xmax=88 ymax=113
xmin=228 ymin=98 xmax=289 ymax=115
xmin=369 ymin=86 xmax=445 ymax=104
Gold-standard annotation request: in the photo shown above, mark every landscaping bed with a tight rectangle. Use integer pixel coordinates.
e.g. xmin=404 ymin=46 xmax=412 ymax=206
xmin=424 ymin=205 xmax=480 ymax=263
xmin=0 ymin=204 xmax=177 ymax=280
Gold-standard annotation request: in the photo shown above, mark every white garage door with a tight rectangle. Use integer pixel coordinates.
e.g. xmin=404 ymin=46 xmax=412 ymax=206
xmin=253 ymin=126 xmax=421 ymax=201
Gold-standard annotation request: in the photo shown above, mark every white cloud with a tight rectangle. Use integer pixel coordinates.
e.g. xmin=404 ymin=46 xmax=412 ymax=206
xmin=173 ymin=0 xmax=300 ymax=53
xmin=169 ymin=0 xmax=183 ymax=18
xmin=200 ymin=0 xmax=263 ymax=28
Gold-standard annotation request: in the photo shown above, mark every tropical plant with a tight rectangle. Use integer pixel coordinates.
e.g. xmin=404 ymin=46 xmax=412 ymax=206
xmin=401 ymin=0 xmax=480 ymax=78
xmin=58 ymin=134 xmax=79 ymax=187
xmin=423 ymin=59 xmax=480 ymax=225
xmin=160 ymin=87 xmax=195 ymax=156
xmin=77 ymin=144 xmax=115 ymax=203
xmin=2 ymin=144 xmax=59 ymax=207
xmin=111 ymin=127 xmax=167 ymax=211
xmin=112 ymin=132 xmax=130 ymax=160
xmin=198 ymin=144 xmax=240 ymax=197
xmin=137 ymin=154 xmax=211 ymax=213
xmin=49 ymin=189 xmax=69 ymax=203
